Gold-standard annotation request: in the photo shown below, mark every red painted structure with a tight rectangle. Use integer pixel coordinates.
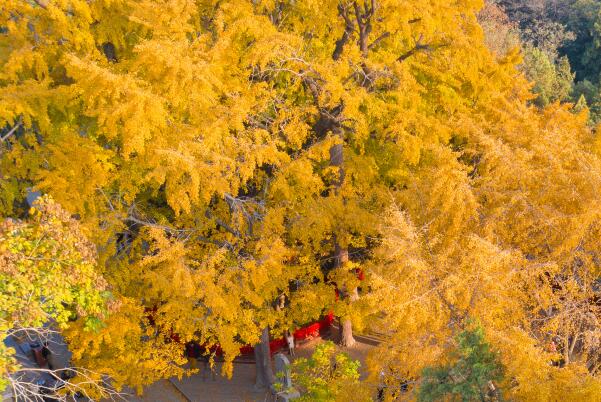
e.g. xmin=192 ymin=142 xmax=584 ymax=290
xmin=238 ymin=312 xmax=334 ymax=356
xmin=147 ymin=306 xmax=335 ymax=359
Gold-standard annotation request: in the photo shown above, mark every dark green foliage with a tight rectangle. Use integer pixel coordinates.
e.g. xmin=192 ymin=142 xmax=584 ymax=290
xmin=488 ymin=0 xmax=601 ymax=122
xmin=556 ymin=0 xmax=601 ymax=84
xmin=573 ymin=80 xmax=601 ymax=123
xmin=418 ymin=327 xmax=504 ymax=402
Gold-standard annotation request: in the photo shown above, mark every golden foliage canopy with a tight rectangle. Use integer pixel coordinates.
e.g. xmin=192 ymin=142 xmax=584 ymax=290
xmin=2 ymin=0 xmax=601 ymax=399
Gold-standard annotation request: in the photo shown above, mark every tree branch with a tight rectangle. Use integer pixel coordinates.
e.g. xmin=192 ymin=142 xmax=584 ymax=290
xmin=1 ymin=120 xmax=22 ymax=142
xmin=124 ymin=216 xmax=235 ymax=250
xmin=332 ymin=3 xmax=356 ymax=61
xmin=397 ymin=35 xmax=448 ymax=63
xmin=33 ymin=0 xmax=49 ymax=8
xmin=205 ymin=209 xmax=241 ymax=238
xmin=368 ymin=31 xmax=390 ymax=50
xmin=353 ymin=0 xmax=376 ymax=57
xmin=8 ymin=366 xmax=127 ymax=402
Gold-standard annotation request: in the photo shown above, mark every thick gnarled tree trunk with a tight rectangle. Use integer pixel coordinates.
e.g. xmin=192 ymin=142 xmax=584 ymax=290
xmin=340 ymin=288 xmax=359 ymax=347
xmin=340 ymin=315 xmax=356 ymax=347
xmin=335 ymin=245 xmax=358 ymax=347
xmin=254 ymin=327 xmax=275 ymax=391
xmin=330 ymin=141 xmax=357 ymax=347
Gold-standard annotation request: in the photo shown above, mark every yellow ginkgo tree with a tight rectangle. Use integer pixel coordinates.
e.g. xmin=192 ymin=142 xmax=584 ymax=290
xmin=3 ymin=0 xmax=601 ymax=399
xmin=0 ymin=0 xmax=413 ymax=390
xmin=364 ymin=39 xmax=601 ymax=402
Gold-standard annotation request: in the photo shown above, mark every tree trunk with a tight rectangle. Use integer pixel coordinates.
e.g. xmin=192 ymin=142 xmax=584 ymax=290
xmin=564 ymin=333 xmax=570 ymax=365
xmin=339 ymin=284 xmax=358 ymax=347
xmin=330 ymin=134 xmax=358 ymax=348
xmin=340 ymin=316 xmax=356 ymax=347
xmin=329 ymin=142 xmax=345 ymax=186
xmin=334 ymin=243 xmax=357 ymax=347
xmin=254 ymin=327 xmax=275 ymax=391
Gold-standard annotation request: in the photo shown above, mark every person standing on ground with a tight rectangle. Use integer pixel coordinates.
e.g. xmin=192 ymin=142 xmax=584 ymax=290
xmin=286 ymin=331 xmax=295 ymax=358
xmin=41 ymin=342 xmax=53 ymax=370
xmin=185 ymin=341 xmax=201 ymax=370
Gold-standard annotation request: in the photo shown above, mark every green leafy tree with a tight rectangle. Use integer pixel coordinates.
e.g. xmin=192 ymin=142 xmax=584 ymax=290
xmin=418 ymin=327 xmax=504 ymax=402
xmin=291 ymin=341 xmax=370 ymax=402
xmin=488 ymin=0 xmax=601 ymax=119
xmin=479 ymin=2 xmax=576 ymax=108
xmin=556 ymin=0 xmax=601 ymax=84
xmin=1 ymin=196 xmax=112 ymax=398
xmin=573 ymin=79 xmax=601 ymax=123
xmin=521 ymin=45 xmax=574 ymax=107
